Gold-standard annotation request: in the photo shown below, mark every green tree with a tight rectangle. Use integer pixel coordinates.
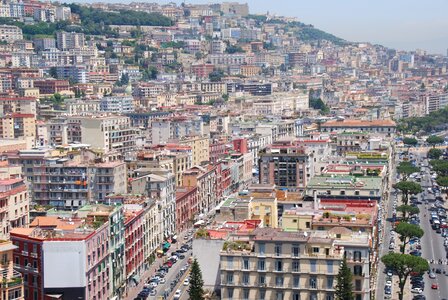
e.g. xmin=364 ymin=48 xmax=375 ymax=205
xmin=381 ymin=253 xmax=429 ymax=300
xmin=188 ymin=258 xmax=204 ymax=300
xmin=335 ymin=256 xmax=354 ymax=300
xmin=426 ymin=135 xmax=444 ymax=147
xmin=430 ymin=160 xmax=448 ymax=176
xmin=209 ymin=69 xmax=225 ymax=82
xmin=49 ymin=93 xmax=64 ymax=109
xmin=309 ymin=98 xmax=330 ymax=114
xmin=393 ymin=181 xmax=423 ymax=205
xmin=396 ymin=161 xmax=419 ymax=179
xmin=396 ymin=205 xmax=420 ymax=222
xmin=49 ymin=67 xmax=58 ymax=79
xmin=402 ymin=137 xmax=418 ymax=147
xmin=428 ymin=148 xmax=443 ymax=160
xmin=395 ymin=222 xmax=424 ymax=254
xmin=222 ymin=94 xmax=229 ymax=101
xmin=436 ymin=176 xmax=448 ymax=196
xmin=119 ymin=73 xmax=129 ymax=86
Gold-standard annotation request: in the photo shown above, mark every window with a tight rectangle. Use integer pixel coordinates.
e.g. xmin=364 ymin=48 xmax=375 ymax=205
xmin=275 ymin=244 xmax=282 ymax=256
xmin=226 ymin=272 xmax=233 ymax=284
xmin=327 ymin=261 xmax=334 ymax=273
xmin=340 ymin=191 xmax=345 ymax=195
xmin=305 ymin=222 xmax=311 ymax=228
xmin=292 ymin=261 xmax=300 ymax=272
xmin=326 ymin=294 xmax=334 ymax=300
xmin=242 ymin=258 xmax=249 ymax=270
xmin=293 ymin=276 xmax=300 ymax=288
xmin=258 ymin=243 xmax=265 ymax=255
xmin=354 ymin=265 xmax=362 ymax=276
xmin=258 ymin=259 xmax=265 ymax=271
xmin=354 ymin=251 xmax=362 ymax=262
xmin=276 ymin=291 xmax=284 ymax=300
xmin=355 ymin=280 xmax=362 ymax=291
xmin=258 ymin=274 xmax=266 ymax=285
xmin=242 ymin=273 xmax=249 ymax=285
xmin=275 ymin=275 xmax=284 ymax=287
xmin=292 ymin=244 xmax=300 ymax=257
xmin=227 ymin=288 xmax=234 ymax=299
xmin=242 ymin=289 xmax=249 ymax=300
xmin=227 ymin=256 xmax=233 ymax=269
xmin=310 ymin=277 xmax=317 ymax=289
xmin=275 ymin=260 xmax=283 ymax=272
xmin=355 ymin=190 xmax=360 ymax=196
xmin=313 ymin=247 xmax=319 ymax=253
xmin=293 ymin=292 xmax=301 ymax=300
xmin=259 ymin=290 xmax=266 ymax=300
xmin=310 ymin=260 xmax=317 ymax=272
xmin=327 ymin=276 xmax=334 ymax=289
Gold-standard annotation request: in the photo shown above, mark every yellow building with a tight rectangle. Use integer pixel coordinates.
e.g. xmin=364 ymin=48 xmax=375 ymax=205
xmin=248 ymin=195 xmax=278 ymax=228
xmin=240 ymin=65 xmax=261 ymax=77
xmin=0 ymin=241 xmax=24 ymax=300
xmin=179 ymin=136 xmax=210 ymax=166
xmin=0 ymin=114 xmax=36 ymax=143
xmin=281 ymin=210 xmax=313 ymax=231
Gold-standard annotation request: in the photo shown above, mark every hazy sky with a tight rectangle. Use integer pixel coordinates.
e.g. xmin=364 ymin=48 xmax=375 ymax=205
xmin=151 ymin=0 xmax=448 ymax=54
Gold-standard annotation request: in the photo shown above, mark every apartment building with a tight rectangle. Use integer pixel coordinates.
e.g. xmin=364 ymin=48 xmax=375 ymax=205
xmin=29 ymin=158 xmax=127 ymax=208
xmin=320 ymin=119 xmax=396 ymax=137
xmin=80 ymin=115 xmax=136 ymax=154
xmin=56 ymin=31 xmax=85 ymax=50
xmin=219 ymin=227 xmax=371 ymax=300
xmin=0 ymin=113 xmax=36 ymax=143
xmin=151 ymin=117 xmax=205 ymax=145
xmin=258 ymin=140 xmax=312 ymax=192
xmin=179 ymin=136 xmax=210 ymax=166
xmin=0 ymin=25 xmax=23 ymax=43
xmin=65 ymin=99 xmax=100 ymax=115
xmin=33 ymin=80 xmax=70 ymax=95
xmin=100 ymin=96 xmax=135 ymax=114
xmin=0 ymin=178 xmax=29 ymax=240
xmin=176 ymin=186 xmax=198 ymax=233
xmin=0 ymin=97 xmax=37 ymax=117
xmin=130 ymin=169 xmax=176 ymax=239
xmin=0 ymin=241 xmax=24 ymax=300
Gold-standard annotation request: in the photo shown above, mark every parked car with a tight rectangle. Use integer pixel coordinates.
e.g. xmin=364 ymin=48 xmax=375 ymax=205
xmin=429 ymin=272 xmax=436 ymax=279
xmin=174 ymin=289 xmax=182 ymax=299
xmin=432 ymin=283 xmax=438 ymax=289
xmin=411 ymin=287 xmax=423 ymax=294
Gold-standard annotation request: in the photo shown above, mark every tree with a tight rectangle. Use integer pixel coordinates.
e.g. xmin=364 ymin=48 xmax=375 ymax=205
xmin=309 ymin=98 xmax=330 ymax=114
xmin=393 ymin=181 xmax=423 ymax=205
xmin=49 ymin=93 xmax=64 ymax=109
xmin=430 ymin=160 xmax=448 ymax=176
xmin=335 ymin=256 xmax=354 ymax=300
xmin=396 ymin=205 xmax=420 ymax=222
xmin=402 ymin=137 xmax=418 ymax=147
xmin=436 ymin=176 xmax=448 ymax=196
xmin=428 ymin=148 xmax=443 ymax=160
xmin=49 ymin=67 xmax=58 ymax=79
xmin=426 ymin=135 xmax=444 ymax=147
xmin=395 ymin=222 xmax=424 ymax=254
xmin=209 ymin=70 xmax=224 ymax=82
xmin=396 ymin=161 xmax=419 ymax=179
xmin=381 ymin=253 xmax=429 ymax=300
xmin=119 ymin=73 xmax=129 ymax=86
xmin=188 ymin=258 xmax=205 ymax=300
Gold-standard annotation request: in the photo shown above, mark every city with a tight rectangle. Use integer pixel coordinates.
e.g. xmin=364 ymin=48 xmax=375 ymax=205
xmin=0 ymin=1 xmax=447 ymax=300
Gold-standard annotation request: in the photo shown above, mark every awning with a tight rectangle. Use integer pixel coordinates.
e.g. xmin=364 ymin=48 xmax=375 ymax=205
xmin=132 ymin=275 xmax=140 ymax=283
xmin=163 ymin=242 xmax=171 ymax=249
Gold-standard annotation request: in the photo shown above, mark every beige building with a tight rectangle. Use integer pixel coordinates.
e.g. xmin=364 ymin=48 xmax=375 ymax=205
xmin=0 ymin=241 xmax=24 ymax=300
xmin=179 ymin=136 xmax=210 ymax=166
xmin=0 ymin=178 xmax=29 ymax=240
xmin=80 ymin=115 xmax=136 ymax=154
xmin=0 ymin=114 xmax=36 ymax=144
xmin=220 ymin=227 xmax=371 ymax=300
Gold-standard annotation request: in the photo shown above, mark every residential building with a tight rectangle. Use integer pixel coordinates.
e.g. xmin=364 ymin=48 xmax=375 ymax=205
xmin=0 ymin=25 xmax=23 ymax=43
xmin=100 ymin=96 xmax=135 ymax=114
xmin=56 ymin=31 xmax=85 ymax=50
xmin=0 ymin=178 xmax=29 ymax=240
xmin=0 ymin=241 xmax=24 ymax=300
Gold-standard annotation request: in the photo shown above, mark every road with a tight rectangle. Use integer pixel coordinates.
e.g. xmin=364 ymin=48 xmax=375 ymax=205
xmin=376 ymin=147 xmax=398 ymax=300
xmin=412 ymin=150 xmax=448 ymax=300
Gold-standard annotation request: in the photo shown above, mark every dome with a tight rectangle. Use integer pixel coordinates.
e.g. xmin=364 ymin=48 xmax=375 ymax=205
xmin=124 ymin=83 xmax=132 ymax=95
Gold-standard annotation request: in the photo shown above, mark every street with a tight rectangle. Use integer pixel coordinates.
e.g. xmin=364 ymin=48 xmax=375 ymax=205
xmin=413 ymin=150 xmax=448 ymax=300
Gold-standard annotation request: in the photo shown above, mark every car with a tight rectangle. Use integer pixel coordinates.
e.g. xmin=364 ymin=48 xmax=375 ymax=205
xmin=432 ymin=283 xmax=438 ymax=289
xmin=183 ymin=278 xmax=190 ymax=286
xmin=174 ymin=289 xmax=182 ymax=299
xmin=435 ymin=268 xmax=442 ymax=274
xmin=386 ymin=270 xmax=393 ymax=277
xmin=179 ymin=254 xmax=186 ymax=259
xmin=413 ymin=295 xmax=426 ymax=300
xmin=429 ymin=272 xmax=436 ymax=279
xmin=384 ymin=286 xmax=392 ymax=295
xmin=148 ymin=282 xmax=157 ymax=288
xmin=159 ymin=278 xmax=166 ymax=284
xmin=149 ymin=290 xmax=156 ymax=296
xmin=411 ymin=287 xmax=423 ymax=294
xmin=389 ymin=243 xmax=395 ymax=250
xmin=385 ymin=280 xmax=392 ymax=286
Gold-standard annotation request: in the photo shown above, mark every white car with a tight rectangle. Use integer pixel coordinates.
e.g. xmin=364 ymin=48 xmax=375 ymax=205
xmin=183 ymin=278 xmax=190 ymax=286
xmin=174 ymin=289 xmax=182 ymax=299
xmin=411 ymin=287 xmax=423 ymax=294
xmin=385 ymin=280 xmax=392 ymax=287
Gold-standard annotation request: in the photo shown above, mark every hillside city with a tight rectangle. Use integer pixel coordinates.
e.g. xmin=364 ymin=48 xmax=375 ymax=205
xmin=0 ymin=1 xmax=448 ymax=300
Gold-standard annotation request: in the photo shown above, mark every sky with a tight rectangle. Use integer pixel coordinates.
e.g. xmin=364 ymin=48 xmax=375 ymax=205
xmin=149 ymin=0 xmax=448 ymax=54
